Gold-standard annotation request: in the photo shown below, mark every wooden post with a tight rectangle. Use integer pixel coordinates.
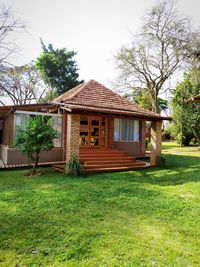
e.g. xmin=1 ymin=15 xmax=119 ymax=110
xmin=108 ymin=117 xmax=114 ymax=148
xmin=62 ymin=111 xmax=67 ymax=161
xmin=140 ymin=120 xmax=146 ymax=156
xmin=9 ymin=112 xmax=14 ymax=147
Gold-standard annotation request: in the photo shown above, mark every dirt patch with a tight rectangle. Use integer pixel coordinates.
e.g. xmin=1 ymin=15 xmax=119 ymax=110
xmin=24 ymin=170 xmax=47 ymax=177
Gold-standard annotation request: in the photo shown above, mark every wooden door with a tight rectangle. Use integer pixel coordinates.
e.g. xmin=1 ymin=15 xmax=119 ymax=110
xmin=79 ymin=116 xmax=108 ymax=148
xmin=89 ymin=116 xmax=100 ymax=147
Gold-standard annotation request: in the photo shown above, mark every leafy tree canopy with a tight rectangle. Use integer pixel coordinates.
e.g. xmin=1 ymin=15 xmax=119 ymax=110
xmin=124 ymin=90 xmax=168 ymax=114
xmin=15 ymin=116 xmax=57 ymax=175
xmin=171 ymin=73 xmax=200 ymax=146
xmin=114 ymin=0 xmax=200 ymax=113
xmin=36 ymin=40 xmax=83 ymax=95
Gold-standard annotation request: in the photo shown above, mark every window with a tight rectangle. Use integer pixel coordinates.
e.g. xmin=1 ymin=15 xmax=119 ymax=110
xmin=80 ymin=117 xmax=88 ymax=125
xmin=52 ymin=117 xmax=62 ymax=147
xmin=14 ymin=111 xmax=62 ymax=147
xmin=114 ymin=118 xmax=139 ymax=141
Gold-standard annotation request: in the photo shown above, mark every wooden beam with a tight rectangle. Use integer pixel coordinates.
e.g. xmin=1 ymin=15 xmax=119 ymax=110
xmin=9 ymin=112 xmax=14 ymax=146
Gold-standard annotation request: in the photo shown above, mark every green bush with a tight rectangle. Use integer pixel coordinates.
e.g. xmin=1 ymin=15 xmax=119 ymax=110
xmin=15 ymin=116 xmax=57 ymax=175
xmin=158 ymin=154 xmax=166 ymax=167
xmin=66 ymin=155 xmax=83 ymax=176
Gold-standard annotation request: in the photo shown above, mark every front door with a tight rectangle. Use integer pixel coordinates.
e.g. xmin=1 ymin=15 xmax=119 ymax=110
xmin=80 ymin=116 xmax=107 ymax=148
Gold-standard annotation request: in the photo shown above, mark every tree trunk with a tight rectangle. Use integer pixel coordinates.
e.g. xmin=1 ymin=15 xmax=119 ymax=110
xmin=151 ymin=101 xmax=157 ymax=113
xmin=32 ymin=152 xmax=40 ymax=175
xmin=150 ymin=92 xmax=158 ymax=113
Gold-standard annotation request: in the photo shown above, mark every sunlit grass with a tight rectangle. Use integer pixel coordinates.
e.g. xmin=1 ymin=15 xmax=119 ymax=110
xmin=0 ymin=142 xmax=200 ymax=266
xmin=162 ymin=141 xmax=200 ymax=157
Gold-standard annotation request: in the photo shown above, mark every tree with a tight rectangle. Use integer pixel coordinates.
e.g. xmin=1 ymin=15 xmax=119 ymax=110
xmin=37 ymin=88 xmax=58 ymax=103
xmin=185 ymin=32 xmax=200 ymax=66
xmin=135 ymin=91 xmax=168 ymax=114
xmin=15 ymin=116 xmax=57 ymax=175
xmin=114 ymin=0 xmax=197 ymax=112
xmin=124 ymin=90 xmax=168 ymax=114
xmin=0 ymin=64 xmax=47 ymax=105
xmin=171 ymin=74 xmax=200 ymax=146
xmin=36 ymin=41 xmax=83 ymax=95
xmin=0 ymin=7 xmax=25 ymax=69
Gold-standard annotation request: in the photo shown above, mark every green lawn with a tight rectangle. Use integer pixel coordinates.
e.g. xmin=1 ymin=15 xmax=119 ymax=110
xmin=0 ymin=142 xmax=200 ymax=267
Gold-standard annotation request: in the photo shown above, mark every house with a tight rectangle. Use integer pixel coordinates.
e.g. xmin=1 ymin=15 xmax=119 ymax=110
xmin=0 ymin=80 xmax=171 ymax=172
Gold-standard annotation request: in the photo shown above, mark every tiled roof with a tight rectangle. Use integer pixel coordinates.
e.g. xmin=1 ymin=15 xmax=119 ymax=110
xmin=52 ymin=80 xmax=170 ymax=120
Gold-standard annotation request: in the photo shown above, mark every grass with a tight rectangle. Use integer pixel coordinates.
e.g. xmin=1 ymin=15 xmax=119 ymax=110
xmin=0 ymin=142 xmax=200 ymax=266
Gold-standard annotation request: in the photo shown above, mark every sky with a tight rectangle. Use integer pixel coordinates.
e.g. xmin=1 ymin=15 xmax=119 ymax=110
xmin=1 ymin=0 xmax=200 ymax=89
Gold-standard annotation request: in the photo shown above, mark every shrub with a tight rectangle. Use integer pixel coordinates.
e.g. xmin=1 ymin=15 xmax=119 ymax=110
xmin=66 ymin=155 xmax=83 ymax=176
xmin=15 ymin=116 xmax=57 ymax=175
xmin=158 ymin=154 xmax=166 ymax=167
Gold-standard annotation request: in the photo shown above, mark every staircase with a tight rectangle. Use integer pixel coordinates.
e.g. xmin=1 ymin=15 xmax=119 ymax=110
xmin=52 ymin=148 xmax=150 ymax=173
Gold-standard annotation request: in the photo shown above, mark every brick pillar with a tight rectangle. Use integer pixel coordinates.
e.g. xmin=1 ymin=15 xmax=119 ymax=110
xmin=140 ymin=120 xmax=146 ymax=156
xmin=150 ymin=120 xmax=162 ymax=166
xmin=66 ymin=114 xmax=80 ymax=164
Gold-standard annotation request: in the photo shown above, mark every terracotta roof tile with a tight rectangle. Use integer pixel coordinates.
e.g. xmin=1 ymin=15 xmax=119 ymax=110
xmin=52 ymin=80 xmax=170 ymax=120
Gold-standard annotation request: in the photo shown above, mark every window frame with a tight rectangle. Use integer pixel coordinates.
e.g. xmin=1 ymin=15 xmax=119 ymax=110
xmin=114 ymin=118 xmax=140 ymax=142
xmin=14 ymin=110 xmax=63 ymax=148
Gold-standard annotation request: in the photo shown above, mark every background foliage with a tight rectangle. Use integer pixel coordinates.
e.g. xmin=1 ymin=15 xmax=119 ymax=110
xmin=36 ymin=41 xmax=83 ymax=96
xmin=171 ymin=73 xmax=200 ymax=146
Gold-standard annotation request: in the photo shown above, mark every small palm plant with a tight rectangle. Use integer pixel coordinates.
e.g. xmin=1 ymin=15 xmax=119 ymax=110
xmin=66 ymin=155 xmax=83 ymax=176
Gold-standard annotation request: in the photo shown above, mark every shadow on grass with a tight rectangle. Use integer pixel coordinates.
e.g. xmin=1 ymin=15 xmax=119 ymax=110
xmin=121 ymin=154 xmax=200 ymax=186
xmin=88 ymin=153 xmax=200 ymax=187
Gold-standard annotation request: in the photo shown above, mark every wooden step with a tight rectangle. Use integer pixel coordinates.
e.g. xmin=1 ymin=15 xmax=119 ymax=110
xmin=84 ymin=160 xmax=146 ymax=167
xmin=52 ymin=161 xmax=150 ymax=173
xmin=79 ymin=149 xmax=120 ymax=154
xmin=80 ymin=156 xmax=135 ymax=161
xmin=85 ymin=162 xmax=146 ymax=169
xmin=52 ymin=148 xmax=150 ymax=174
xmin=79 ymin=151 xmax=116 ymax=154
xmin=52 ymin=167 xmax=65 ymax=172
xmin=80 ymin=151 xmax=127 ymax=155
xmin=53 ymin=164 xmax=65 ymax=170
xmin=80 ymin=153 xmax=128 ymax=157
xmin=86 ymin=162 xmax=150 ymax=173
xmin=80 ymin=151 xmax=127 ymax=156
xmin=83 ymin=159 xmax=135 ymax=164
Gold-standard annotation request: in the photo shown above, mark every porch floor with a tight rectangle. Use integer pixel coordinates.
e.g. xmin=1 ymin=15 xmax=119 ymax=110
xmin=0 ymin=161 xmax=65 ymax=169
xmin=53 ymin=148 xmax=150 ymax=173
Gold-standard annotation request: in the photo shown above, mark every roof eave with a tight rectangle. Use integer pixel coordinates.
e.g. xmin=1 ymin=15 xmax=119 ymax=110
xmin=0 ymin=102 xmax=57 ymax=111
xmin=60 ymin=104 xmax=172 ymax=121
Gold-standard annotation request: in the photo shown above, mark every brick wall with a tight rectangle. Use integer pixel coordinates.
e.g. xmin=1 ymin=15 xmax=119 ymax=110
xmin=66 ymin=114 xmax=80 ymax=163
xmin=150 ymin=120 xmax=162 ymax=166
